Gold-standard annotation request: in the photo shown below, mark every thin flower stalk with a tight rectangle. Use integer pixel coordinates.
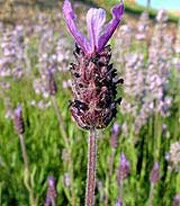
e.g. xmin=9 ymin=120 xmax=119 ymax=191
xmin=104 ymin=150 xmax=116 ymax=206
xmin=105 ymin=123 xmax=121 ymax=206
xmin=51 ymin=96 xmax=76 ymax=205
xmin=117 ymin=183 xmax=124 ymax=206
xmin=116 ymin=153 xmax=130 ymax=205
xmin=51 ymin=95 xmax=69 ymax=147
xmin=148 ymin=183 xmax=155 ymax=206
xmin=109 ymin=123 xmax=121 ymax=176
xmin=47 ymin=71 xmax=76 ymax=205
xmin=148 ymin=162 xmax=160 ymax=206
xmin=47 ymin=69 xmax=69 ymax=147
xmin=85 ymin=128 xmax=97 ymax=206
xmin=19 ymin=134 xmax=36 ymax=206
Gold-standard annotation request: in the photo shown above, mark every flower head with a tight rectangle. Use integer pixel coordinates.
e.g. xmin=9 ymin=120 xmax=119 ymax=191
xmin=62 ymin=0 xmax=124 ymax=56
xmin=14 ymin=105 xmax=25 ymax=135
xmin=63 ymin=1 xmax=124 ymax=130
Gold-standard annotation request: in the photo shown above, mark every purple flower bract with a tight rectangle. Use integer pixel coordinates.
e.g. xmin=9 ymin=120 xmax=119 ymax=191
xmin=62 ymin=0 xmax=124 ymax=56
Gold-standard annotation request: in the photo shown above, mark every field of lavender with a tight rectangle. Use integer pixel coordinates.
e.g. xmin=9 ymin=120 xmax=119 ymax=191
xmin=0 ymin=1 xmax=180 ymax=206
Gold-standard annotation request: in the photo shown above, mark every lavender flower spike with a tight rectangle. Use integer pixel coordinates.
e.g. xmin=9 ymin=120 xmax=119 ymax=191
xmin=63 ymin=1 xmax=124 ymax=130
xmin=44 ymin=176 xmax=57 ymax=206
xmin=14 ymin=104 xmax=25 ymax=135
xmin=150 ymin=162 xmax=160 ymax=184
xmin=117 ymin=153 xmax=130 ymax=185
xmin=63 ymin=0 xmax=124 ymax=56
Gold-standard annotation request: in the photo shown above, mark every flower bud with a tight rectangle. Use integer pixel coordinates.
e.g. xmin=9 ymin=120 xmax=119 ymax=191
xmin=14 ymin=105 xmax=25 ymax=135
xmin=47 ymin=69 xmax=57 ymax=96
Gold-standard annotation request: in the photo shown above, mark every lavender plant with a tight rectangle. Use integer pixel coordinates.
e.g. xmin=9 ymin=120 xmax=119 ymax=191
xmin=14 ymin=105 xmax=36 ymax=206
xmin=62 ymin=0 xmax=124 ymax=205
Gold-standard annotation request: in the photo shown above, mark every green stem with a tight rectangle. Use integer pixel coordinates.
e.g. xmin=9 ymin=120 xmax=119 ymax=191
xmin=85 ymin=128 xmax=97 ymax=206
xmin=148 ymin=183 xmax=154 ymax=206
xmin=51 ymin=96 xmax=76 ymax=205
xmin=51 ymin=96 xmax=69 ymax=147
xmin=118 ymin=182 xmax=123 ymax=203
xmin=105 ymin=149 xmax=115 ymax=206
xmin=19 ymin=134 xmax=36 ymax=206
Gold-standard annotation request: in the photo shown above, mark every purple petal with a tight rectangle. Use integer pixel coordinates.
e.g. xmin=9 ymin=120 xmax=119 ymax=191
xmin=98 ymin=2 xmax=124 ymax=52
xmin=62 ymin=0 xmax=90 ymax=54
xmin=86 ymin=8 xmax=106 ymax=53
xmin=14 ymin=105 xmax=22 ymax=117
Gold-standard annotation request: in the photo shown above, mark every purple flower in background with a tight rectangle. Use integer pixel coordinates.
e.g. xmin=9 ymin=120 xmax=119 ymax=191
xmin=173 ymin=194 xmax=180 ymax=206
xmin=150 ymin=162 xmax=160 ymax=184
xmin=116 ymin=198 xmax=123 ymax=206
xmin=110 ymin=122 xmax=121 ymax=148
xmin=117 ymin=153 xmax=130 ymax=185
xmin=64 ymin=173 xmax=71 ymax=187
xmin=44 ymin=176 xmax=57 ymax=206
xmin=62 ymin=0 xmax=124 ymax=56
